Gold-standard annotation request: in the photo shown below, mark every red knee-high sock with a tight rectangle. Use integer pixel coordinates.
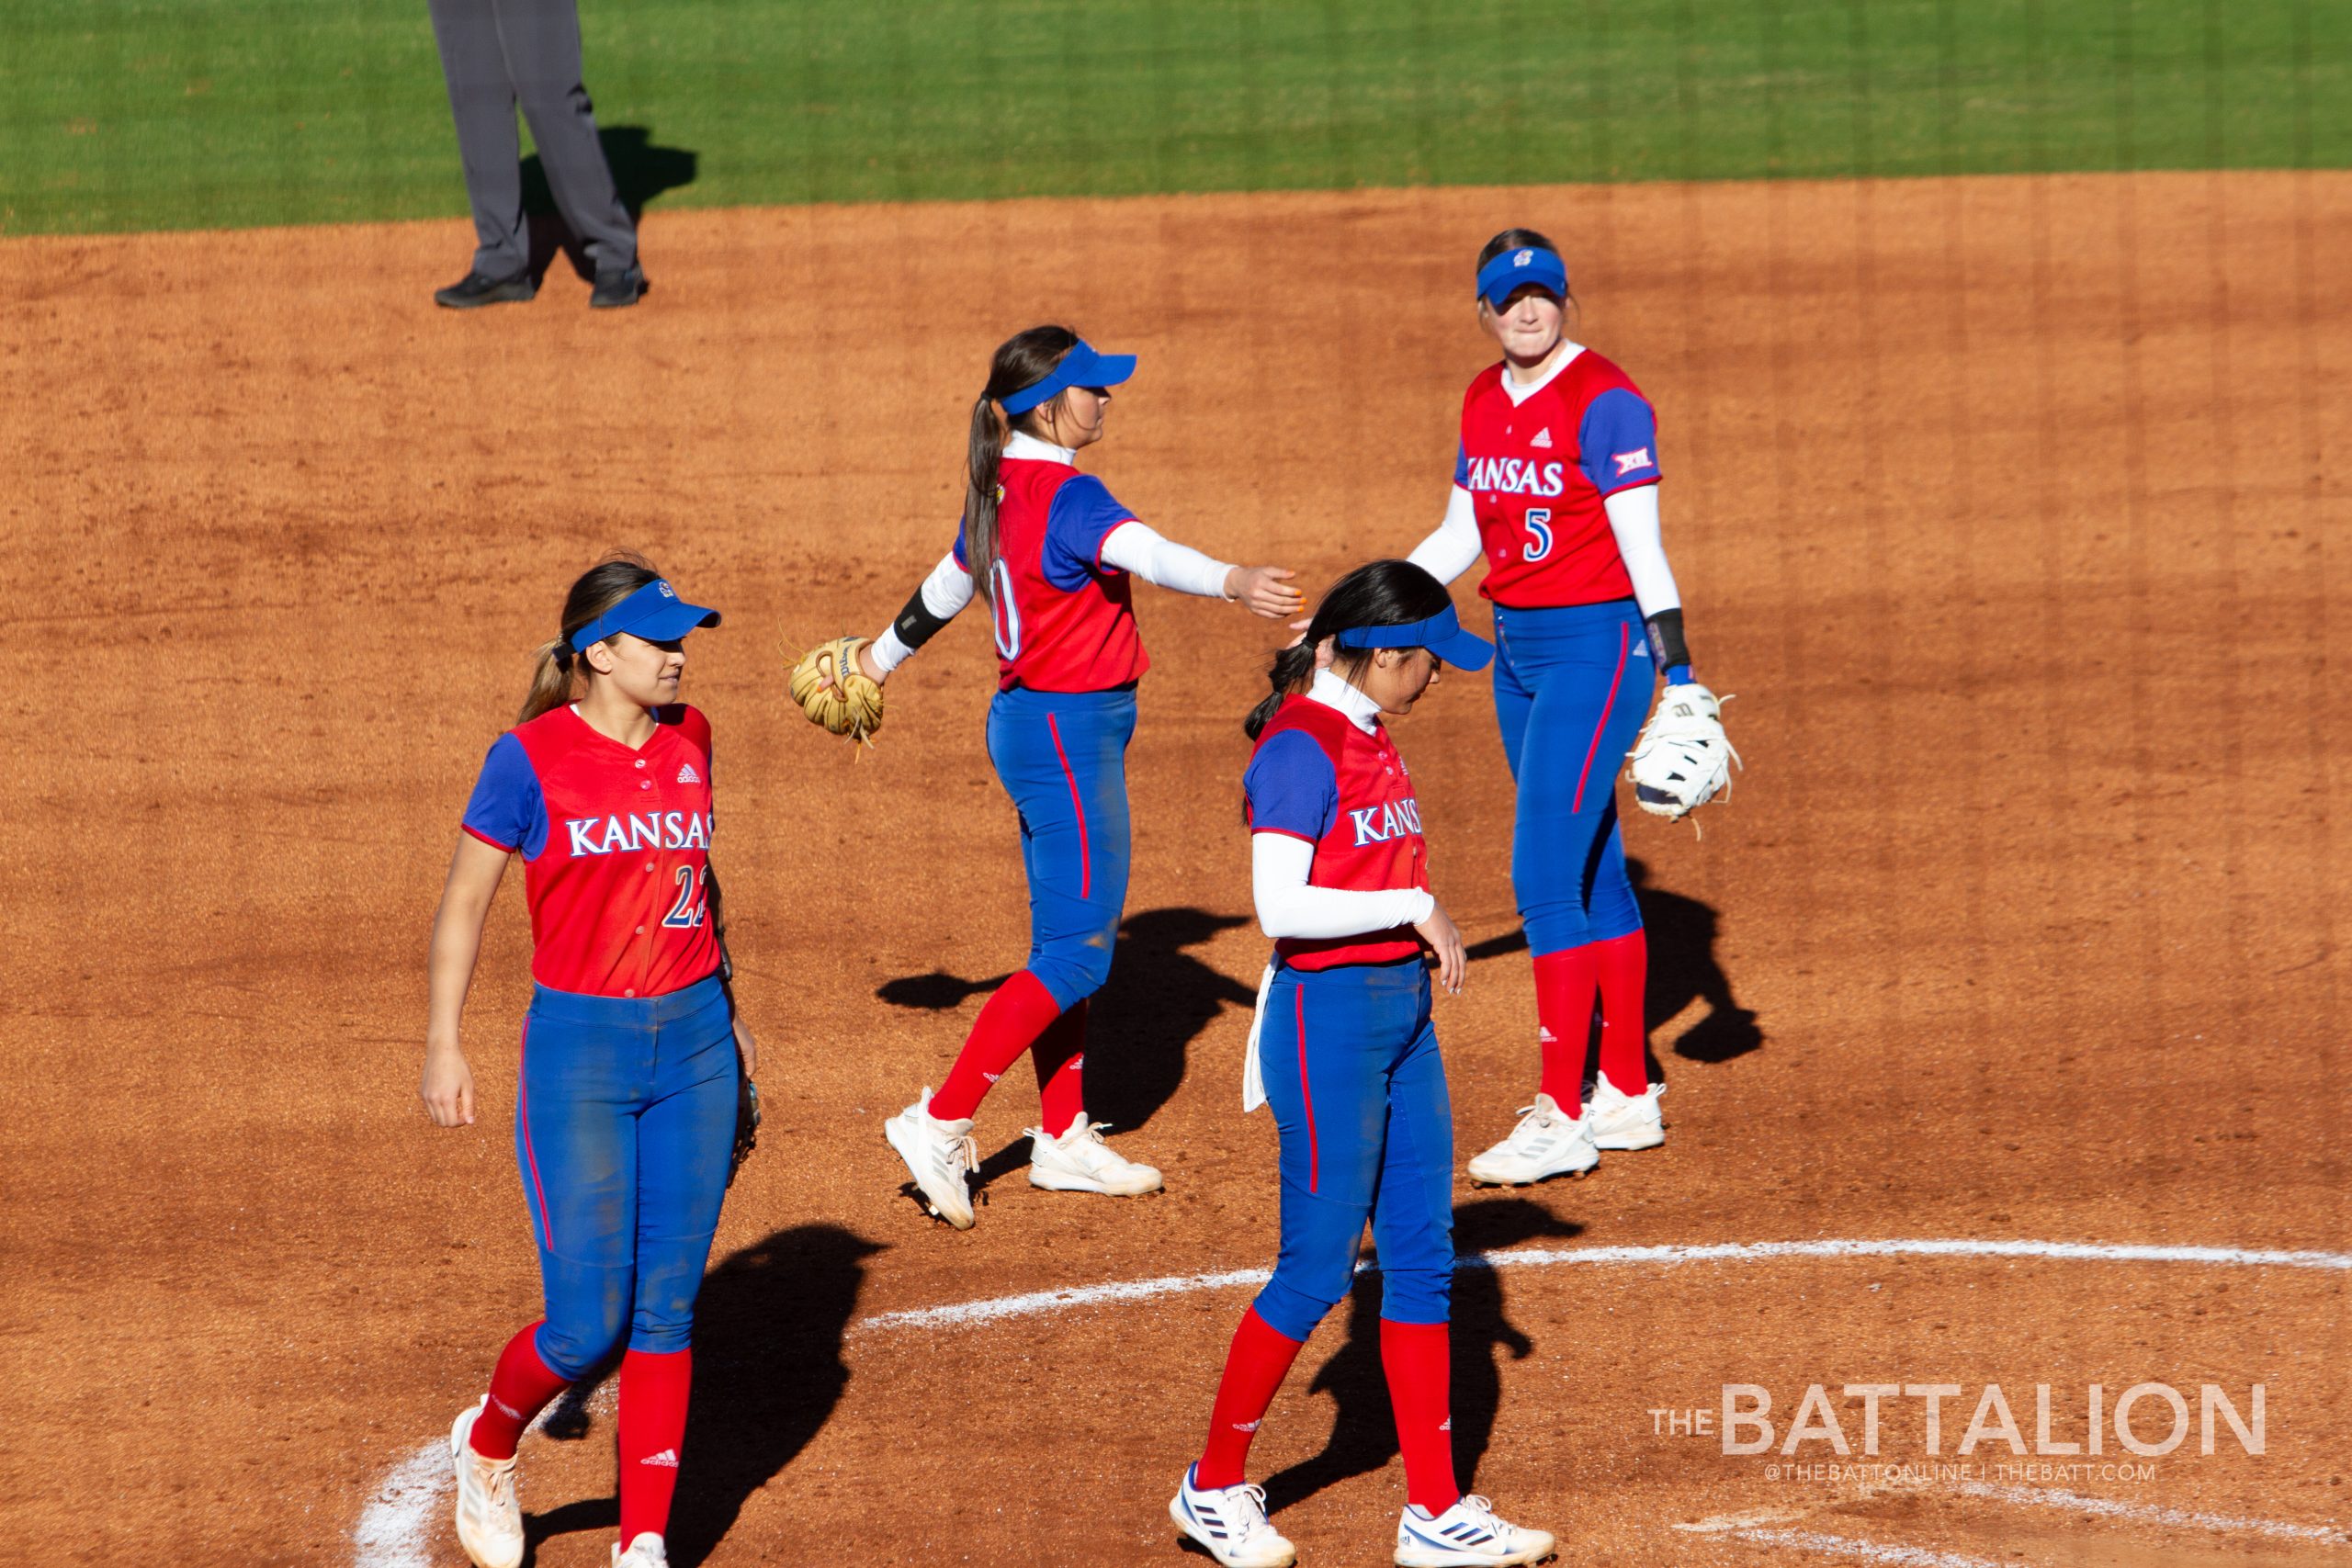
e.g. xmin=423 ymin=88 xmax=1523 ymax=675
xmin=930 ymin=970 xmax=1065 ymax=1122
xmin=1195 ymin=1307 xmax=1307 ymax=1489
xmin=616 ymin=1348 xmax=692 ymax=1547
xmin=1031 ymin=998 xmax=1089 ymax=1134
xmin=1381 ymin=1319 xmax=1460 ymax=1514
xmin=469 ymin=1322 xmax=572 ymax=1461
xmin=1591 ymin=930 xmax=1649 ymax=1096
xmin=1532 ymin=947 xmax=1599 ymax=1117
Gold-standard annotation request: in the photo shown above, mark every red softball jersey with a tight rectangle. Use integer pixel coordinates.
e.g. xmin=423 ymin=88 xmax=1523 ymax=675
xmin=953 ymin=455 xmax=1151 ymax=694
xmin=461 ymin=703 xmax=721 ymax=998
xmin=1455 ymin=348 xmax=1663 ymax=608
xmin=1244 ymin=694 xmax=1430 ymax=972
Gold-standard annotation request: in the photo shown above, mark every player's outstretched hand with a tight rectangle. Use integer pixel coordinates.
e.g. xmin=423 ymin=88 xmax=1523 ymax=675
xmin=420 ymin=1043 xmax=477 ymax=1127
xmin=1416 ymin=900 xmax=1466 ymax=995
xmin=1226 ymin=565 xmax=1306 ymax=620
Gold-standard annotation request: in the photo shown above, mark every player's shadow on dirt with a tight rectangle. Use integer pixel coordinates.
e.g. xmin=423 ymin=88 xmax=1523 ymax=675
xmin=1253 ymin=1198 xmax=1582 ymax=1520
xmin=1463 ymin=858 xmax=1761 ymax=1078
xmin=523 ymin=124 xmax=698 ymax=284
xmin=522 ymin=1223 xmax=881 ymax=1566
xmin=877 ymin=905 xmax=1256 ymax=1163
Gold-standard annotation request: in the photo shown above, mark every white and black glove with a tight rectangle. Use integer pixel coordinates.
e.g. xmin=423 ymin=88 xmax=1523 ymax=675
xmin=1626 ymin=682 xmax=1740 ymax=821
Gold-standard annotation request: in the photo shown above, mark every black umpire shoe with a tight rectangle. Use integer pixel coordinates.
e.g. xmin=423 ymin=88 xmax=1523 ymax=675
xmin=590 ymin=264 xmax=647 ymax=310
xmin=434 ymin=270 xmax=537 ymax=310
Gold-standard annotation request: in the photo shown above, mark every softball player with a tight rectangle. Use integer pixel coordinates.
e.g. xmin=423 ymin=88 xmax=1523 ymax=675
xmin=1170 ymin=560 xmax=1555 ymax=1568
xmin=1404 ymin=229 xmax=1733 ymax=1187
xmin=421 ymin=556 xmax=752 ymax=1568
xmin=854 ymin=324 xmax=1303 ymax=1227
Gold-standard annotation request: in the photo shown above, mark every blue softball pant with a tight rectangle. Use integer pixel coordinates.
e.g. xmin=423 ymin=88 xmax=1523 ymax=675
xmin=1492 ymin=599 xmax=1657 ymax=958
xmin=515 ymin=973 xmax=737 ymax=1381
xmin=1252 ymin=957 xmax=1454 ymax=1340
xmin=985 ymin=685 xmax=1136 ymax=1010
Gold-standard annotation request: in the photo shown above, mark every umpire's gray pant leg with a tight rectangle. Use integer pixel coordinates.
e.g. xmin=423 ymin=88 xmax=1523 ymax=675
xmin=427 ymin=0 xmax=529 ymax=278
xmin=495 ymin=0 xmax=637 ymax=272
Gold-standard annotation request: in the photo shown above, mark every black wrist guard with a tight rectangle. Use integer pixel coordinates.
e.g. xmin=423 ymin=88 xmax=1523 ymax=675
xmin=1645 ymin=608 xmax=1691 ymax=672
xmin=892 ymin=583 xmax=954 ymax=651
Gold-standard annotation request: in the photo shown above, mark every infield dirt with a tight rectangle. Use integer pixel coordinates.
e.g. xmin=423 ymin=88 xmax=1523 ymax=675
xmin=4 ymin=171 xmax=2347 ymax=1566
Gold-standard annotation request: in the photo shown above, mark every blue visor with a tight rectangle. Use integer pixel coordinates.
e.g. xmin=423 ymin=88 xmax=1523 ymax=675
xmin=998 ymin=339 xmax=1138 ymax=416
xmin=1476 ymin=245 xmax=1568 ymax=310
xmin=1332 ymin=604 xmax=1494 ymax=671
xmin=570 ymin=579 xmax=721 ymax=652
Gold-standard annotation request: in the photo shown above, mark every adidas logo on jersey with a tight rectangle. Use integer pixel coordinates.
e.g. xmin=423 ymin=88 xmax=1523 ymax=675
xmin=1530 ymin=427 xmax=1553 ymax=448
xmin=1634 ymin=638 xmax=1649 ymax=658
xmin=1439 ymin=1417 xmax=1453 ymax=1432
xmin=639 ymin=1449 xmax=680 ymax=1468
xmin=676 ymin=761 xmax=701 ymax=784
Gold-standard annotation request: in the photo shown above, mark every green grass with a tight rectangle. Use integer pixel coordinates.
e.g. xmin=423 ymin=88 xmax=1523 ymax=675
xmin=3 ymin=0 xmax=2344 ymax=236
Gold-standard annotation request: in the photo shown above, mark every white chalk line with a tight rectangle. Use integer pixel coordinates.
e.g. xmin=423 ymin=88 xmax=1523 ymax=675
xmin=355 ymin=1236 xmax=2352 ymax=1566
xmin=350 ymin=1437 xmax=449 ymax=1568
xmin=854 ymin=1235 xmax=2352 ymax=1334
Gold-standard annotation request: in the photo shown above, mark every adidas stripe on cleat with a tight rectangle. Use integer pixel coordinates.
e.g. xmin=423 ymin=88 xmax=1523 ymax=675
xmin=1170 ymin=1464 xmax=1296 ymax=1567
xmin=1394 ymin=1495 xmax=1555 ymax=1566
xmin=1464 ymin=1093 xmax=1597 ymax=1186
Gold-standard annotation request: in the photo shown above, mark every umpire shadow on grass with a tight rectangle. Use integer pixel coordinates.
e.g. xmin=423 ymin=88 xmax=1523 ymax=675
xmin=876 ymin=905 xmax=1256 ymax=1145
xmin=523 ymin=1223 xmax=882 ymax=1566
xmin=1463 ymin=858 xmax=1761 ymax=1082
xmin=1251 ymin=1199 xmax=1583 ymax=1521
xmin=523 ymin=124 xmax=699 ymax=284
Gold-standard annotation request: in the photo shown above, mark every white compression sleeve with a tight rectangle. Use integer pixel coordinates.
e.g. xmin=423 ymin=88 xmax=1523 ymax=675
xmin=1405 ymin=486 xmax=1482 ymax=586
xmin=1098 ymin=520 xmax=1235 ymax=599
xmin=1604 ymin=484 xmax=1682 ymax=618
xmin=868 ymin=549 xmax=977 ymax=674
xmin=1251 ymin=831 xmax=1436 ymax=941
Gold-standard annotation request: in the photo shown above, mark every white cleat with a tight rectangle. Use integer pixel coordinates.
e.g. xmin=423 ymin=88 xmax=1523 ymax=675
xmin=885 ymin=1088 xmax=978 ymax=1229
xmin=448 ymin=1398 xmax=525 ymax=1568
xmin=1464 ymin=1094 xmax=1597 ymax=1186
xmin=616 ymin=1532 xmax=673 ymax=1568
xmin=613 ymin=1534 xmax=669 ymax=1568
xmin=1395 ymin=1495 xmax=1557 ymax=1566
xmin=1026 ymin=1117 xmax=1163 ymax=1196
xmin=1587 ymin=1078 xmax=1666 ymax=1150
xmin=1170 ymin=1464 xmax=1297 ymax=1567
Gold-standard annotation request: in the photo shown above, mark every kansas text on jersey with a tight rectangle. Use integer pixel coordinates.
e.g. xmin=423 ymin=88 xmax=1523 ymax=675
xmin=1457 ymin=347 xmax=1662 ymax=608
xmin=1245 ymin=694 xmax=1430 ymax=971
xmin=463 ymin=704 xmax=722 ymax=998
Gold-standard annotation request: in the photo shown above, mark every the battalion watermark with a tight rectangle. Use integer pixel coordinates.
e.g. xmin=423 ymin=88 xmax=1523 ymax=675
xmin=1649 ymin=1383 xmax=2262 ymax=1482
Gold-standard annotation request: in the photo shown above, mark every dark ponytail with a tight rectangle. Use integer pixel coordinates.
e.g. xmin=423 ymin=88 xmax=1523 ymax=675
xmin=965 ymin=323 xmax=1083 ymax=604
xmin=518 ymin=552 xmax=662 ymax=724
xmin=1243 ymin=559 xmax=1455 ymax=739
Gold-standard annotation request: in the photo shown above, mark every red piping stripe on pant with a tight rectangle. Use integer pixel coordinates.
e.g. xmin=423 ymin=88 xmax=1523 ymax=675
xmin=1571 ymin=621 xmax=1632 ymax=815
xmin=1046 ymin=713 xmax=1092 ymax=899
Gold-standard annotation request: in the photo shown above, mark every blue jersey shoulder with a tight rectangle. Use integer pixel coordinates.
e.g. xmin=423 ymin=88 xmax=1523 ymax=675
xmin=1579 ymin=387 xmax=1660 ymax=493
xmin=1041 ymin=474 xmax=1136 ymax=591
xmin=461 ymin=730 xmax=549 ymax=859
xmin=1245 ymin=728 xmax=1339 ymax=841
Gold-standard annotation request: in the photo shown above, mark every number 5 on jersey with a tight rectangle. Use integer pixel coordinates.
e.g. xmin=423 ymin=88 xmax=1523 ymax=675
xmin=1522 ymin=508 xmax=1554 ymax=563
